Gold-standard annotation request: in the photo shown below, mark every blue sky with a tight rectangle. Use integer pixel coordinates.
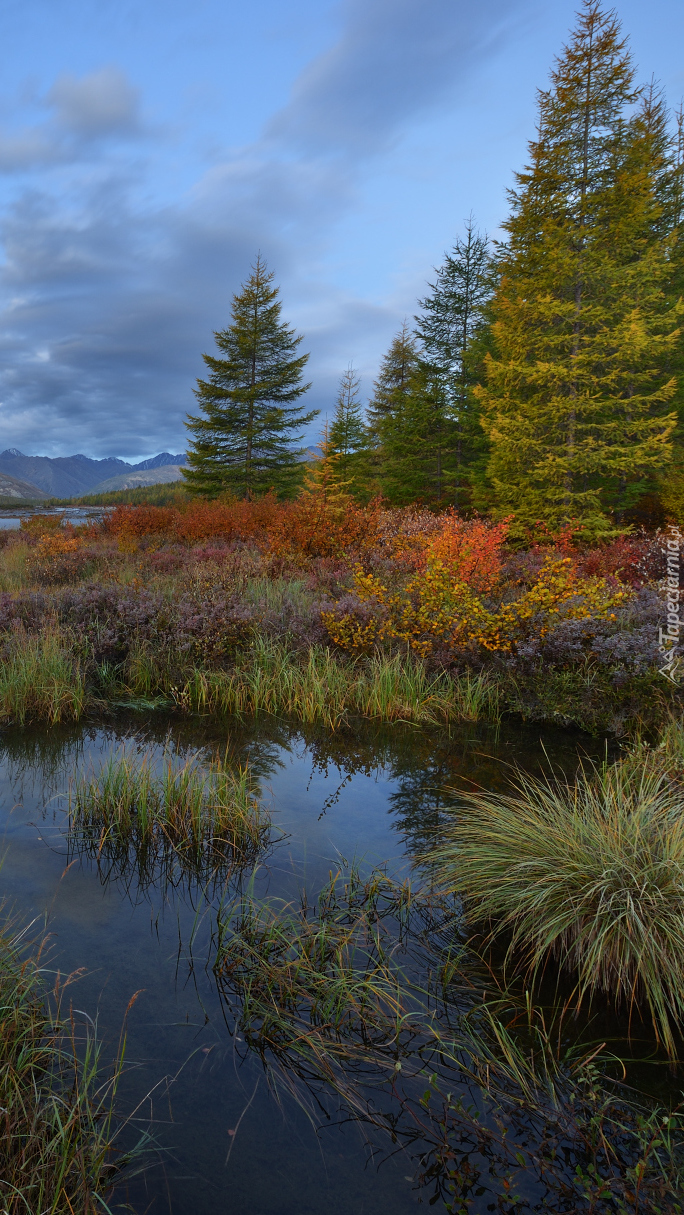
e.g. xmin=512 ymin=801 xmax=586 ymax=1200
xmin=0 ymin=0 xmax=682 ymax=460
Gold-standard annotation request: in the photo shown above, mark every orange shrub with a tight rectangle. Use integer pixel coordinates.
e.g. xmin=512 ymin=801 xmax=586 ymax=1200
xmin=26 ymin=532 xmax=89 ymax=584
xmin=20 ymin=514 xmax=66 ymax=535
xmin=174 ymin=493 xmax=282 ymax=545
xmin=265 ymin=496 xmax=383 ymax=562
xmin=323 ymin=555 xmax=630 ymax=657
xmin=106 ymin=505 xmax=177 ymax=538
xmin=424 ymin=513 xmax=510 ymax=593
xmin=104 ymin=494 xmax=286 ymax=548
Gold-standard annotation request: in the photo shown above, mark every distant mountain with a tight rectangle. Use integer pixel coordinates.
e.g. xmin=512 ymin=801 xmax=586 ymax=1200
xmin=0 ymin=451 xmax=186 ymax=498
xmin=86 ymin=466 xmax=186 ymax=494
xmin=134 ymin=453 xmax=185 ymax=471
xmin=0 ymin=471 xmax=48 ymax=501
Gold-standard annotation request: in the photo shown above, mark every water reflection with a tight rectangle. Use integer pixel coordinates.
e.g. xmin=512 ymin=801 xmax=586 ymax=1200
xmin=0 ymin=713 xmax=616 ymax=1214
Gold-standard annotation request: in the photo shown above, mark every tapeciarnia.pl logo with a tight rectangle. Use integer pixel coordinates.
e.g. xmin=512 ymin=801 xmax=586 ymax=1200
xmin=659 ymin=525 xmax=682 ymax=685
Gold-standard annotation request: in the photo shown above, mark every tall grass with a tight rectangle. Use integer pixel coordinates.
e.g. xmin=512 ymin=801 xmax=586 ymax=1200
xmin=182 ymin=638 xmax=500 ymax=727
xmin=427 ymin=757 xmax=684 ymax=1057
xmin=0 ymin=925 xmax=141 ymax=1213
xmin=70 ymin=747 xmax=271 ymax=878
xmin=0 ymin=628 xmax=87 ymax=725
xmin=0 ymin=541 xmax=29 ymax=593
xmin=242 ymin=576 xmax=314 ymax=615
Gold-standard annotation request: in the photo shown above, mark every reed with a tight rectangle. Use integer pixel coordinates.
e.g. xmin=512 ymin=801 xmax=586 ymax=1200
xmin=0 ymin=925 xmax=140 ymax=1213
xmin=0 ymin=628 xmax=87 ymax=725
xmin=183 ymin=638 xmax=500 ymax=727
xmin=214 ymin=862 xmax=684 ymax=1211
xmin=214 ymin=864 xmax=438 ymax=1079
xmin=426 ymin=757 xmax=684 ymax=1057
xmin=70 ymin=746 xmax=270 ymax=873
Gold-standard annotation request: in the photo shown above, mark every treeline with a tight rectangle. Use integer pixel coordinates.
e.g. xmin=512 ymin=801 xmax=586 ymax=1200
xmin=185 ymin=1 xmax=684 ymax=538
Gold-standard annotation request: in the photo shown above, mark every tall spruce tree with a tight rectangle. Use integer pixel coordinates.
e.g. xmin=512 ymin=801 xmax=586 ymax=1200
xmin=415 ymin=221 xmax=492 ymax=506
xmin=184 ymin=256 xmax=317 ymax=498
xmin=366 ymin=323 xmax=419 ymax=435
xmin=476 ymin=1 xmax=681 ymax=535
xmin=328 ymin=364 xmax=371 ymax=492
xmin=377 ymin=362 xmax=460 ymax=505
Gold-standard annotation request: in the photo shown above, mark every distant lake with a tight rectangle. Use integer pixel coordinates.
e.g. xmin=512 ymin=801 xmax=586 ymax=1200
xmin=0 ymin=506 xmax=109 ymax=529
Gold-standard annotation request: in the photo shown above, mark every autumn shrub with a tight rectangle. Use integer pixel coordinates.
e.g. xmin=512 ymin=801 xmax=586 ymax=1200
xmin=264 ymin=495 xmax=383 ymax=563
xmin=19 ymin=513 xmax=66 ymax=535
xmin=105 ymin=504 xmax=177 ymax=540
xmin=25 ymin=533 xmax=94 ymax=585
xmin=176 ymin=493 xmax=283 ymax=545
xmin=422 ymin=513 xmax=510 ymax=592
xmin=323 ymin=555 xmax=629 ymax=658
xmin=574 ymin=533 xmax=664 ymax=587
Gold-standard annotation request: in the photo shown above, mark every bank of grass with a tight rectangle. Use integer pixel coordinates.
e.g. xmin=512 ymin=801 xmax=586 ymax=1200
xmin=178 ymin=639 xmax=501 ymax=728
xmin=0 ymin=628 xmax=87 ymax=725
xmin=427 ymin=739 xmax=684 ymax=1058
xmin=71 ymin=747 xmax=270 ymax=875
xmin=0 ymin=925 xmax=139 ymax=1213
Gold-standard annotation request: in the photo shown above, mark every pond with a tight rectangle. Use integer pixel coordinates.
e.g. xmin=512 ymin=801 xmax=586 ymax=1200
xmin=0 ymin=713 xmax=647 ymax=1212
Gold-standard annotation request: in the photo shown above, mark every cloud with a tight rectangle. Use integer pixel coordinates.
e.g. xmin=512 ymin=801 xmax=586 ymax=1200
xmin=0 ymin=67 xmax=142 ymax=171
xmin=47 ymin=67 xmax=140 ymax=137
xmin=269 ymin=0 xmax=520 ymax=157
xmin=0 ymin=0 xmax=528 ymax=458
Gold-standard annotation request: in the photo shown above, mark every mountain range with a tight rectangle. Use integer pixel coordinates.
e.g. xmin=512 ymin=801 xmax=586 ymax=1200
xmin=0 ymin=451 xmax=185 ymax=499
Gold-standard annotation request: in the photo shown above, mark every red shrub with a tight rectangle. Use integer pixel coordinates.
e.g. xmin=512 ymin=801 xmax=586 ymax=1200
xmin=106 ymin=505 xmax=177 ymax=538
xmin=424 ymin=512 xmax=510 ymax=592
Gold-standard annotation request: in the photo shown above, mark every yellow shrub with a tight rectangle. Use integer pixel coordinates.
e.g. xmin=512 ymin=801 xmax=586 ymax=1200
xmin=323 ymin=557 xmax=629 ymax=656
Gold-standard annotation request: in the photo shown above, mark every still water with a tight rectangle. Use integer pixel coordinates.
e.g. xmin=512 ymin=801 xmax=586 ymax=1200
xmin=0 ymin=714 xmax=606 ymax=1213
xmin=0 ymin=507 xmax=108 ymax=528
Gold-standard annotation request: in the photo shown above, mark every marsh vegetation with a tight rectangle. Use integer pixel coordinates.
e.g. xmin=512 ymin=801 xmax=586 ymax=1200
xmin=0 ymin=924 xmax=143 ymax=1214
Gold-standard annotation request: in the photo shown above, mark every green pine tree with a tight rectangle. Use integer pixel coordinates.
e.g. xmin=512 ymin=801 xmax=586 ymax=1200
xmin=366 ymin=323 xmax=419 ymax=435
xmin=476 ymin=1 xmax=681 ymax=536
xmin=377 ymin=362 xmax=460 ymax=506
xmin=328 ymin=364 xmax=371 ymax=495
xmin=415 ymin=220 xmax=492 ymax=506
xmin=184 ymin=256 xmax=317 ymax=498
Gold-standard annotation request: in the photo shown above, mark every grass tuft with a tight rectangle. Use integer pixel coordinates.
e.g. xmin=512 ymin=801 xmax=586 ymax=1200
xmin=427 ymin=756 xmax=684 ymax=1057
xmin=70 ymin=746 xmax=271 ymax=878
xmin=0 ymin=925 xmax=141 ymax=1213
xmin=0 ymin=628 xmax=87 ymax=725
xmin=214 ymin=863 xmax=442 ymax=1080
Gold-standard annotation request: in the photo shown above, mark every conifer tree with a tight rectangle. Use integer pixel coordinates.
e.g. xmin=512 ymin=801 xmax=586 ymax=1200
xmin=415 ymin=221 xmax=492 ymax=505
xmin=476 ymin=1 xmax=681 ymax=535
xmin=184 ymin=256 xmax=317 ymax=498
xmin=377 ymin=363 xmax=460 ymax=506
xmin=366 ymin=323 xmax=419 ymax=435
xmin=300 ymin=424 xmax=354 ymax=518
xmin=328 ymin=364 xmax=371 ymax=492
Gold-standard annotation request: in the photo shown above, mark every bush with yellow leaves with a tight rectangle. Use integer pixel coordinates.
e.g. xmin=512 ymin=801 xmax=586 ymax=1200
xmin=322 ymin=555 xmax=630 ymax=658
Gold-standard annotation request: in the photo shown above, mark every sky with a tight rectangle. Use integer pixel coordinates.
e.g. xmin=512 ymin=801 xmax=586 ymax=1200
xmin=0 ymin=0 xmax=682 ymax=461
